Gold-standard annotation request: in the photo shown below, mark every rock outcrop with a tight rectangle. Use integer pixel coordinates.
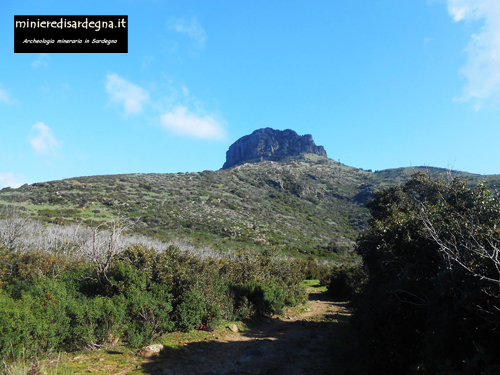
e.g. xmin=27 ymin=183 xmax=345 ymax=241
xmin=222 ymin=128 xmax=327 ymax=169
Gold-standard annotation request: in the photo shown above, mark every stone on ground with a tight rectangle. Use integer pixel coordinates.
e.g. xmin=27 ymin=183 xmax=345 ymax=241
xmin=137 ymin=344 xmax=164 ymax=358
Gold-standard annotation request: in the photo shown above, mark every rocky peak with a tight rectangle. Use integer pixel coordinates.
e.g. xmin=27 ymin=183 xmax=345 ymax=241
xmin=222 ymin=128 xmax=327 ymax=169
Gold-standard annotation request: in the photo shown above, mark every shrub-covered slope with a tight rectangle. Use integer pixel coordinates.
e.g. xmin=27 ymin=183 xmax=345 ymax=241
xmin=1 ymin=156 xmax=498 ymax=258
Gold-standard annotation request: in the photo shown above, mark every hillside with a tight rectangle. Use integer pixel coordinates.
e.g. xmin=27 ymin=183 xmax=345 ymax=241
xmin=1 ymin=152 xmax=498 ymax=259
xmin=0 ymin=156 xmax=367 ymax=258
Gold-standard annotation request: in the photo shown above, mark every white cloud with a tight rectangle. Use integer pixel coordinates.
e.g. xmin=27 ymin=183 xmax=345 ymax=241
xmin=160 ymin=106 xmax=225 ymax=140
xmin=30 ymin=122 xmax=61 ymax=155
xmin=0 ymin=84 xmax=15 ymax=105
xmin=169 ymin=17 xmax=207 ymax=48
xmin=445 ymin=0 xmax=500 ymax=106
xmin=0 ymin=173 xmax=24 ymax=189
xmin=106 ymin=73 xmax=150 ymax=115
xmin=104 ymin=74 xmax=226 ymax=141
xmin=31 ymin=53 xmax=50 ymax=68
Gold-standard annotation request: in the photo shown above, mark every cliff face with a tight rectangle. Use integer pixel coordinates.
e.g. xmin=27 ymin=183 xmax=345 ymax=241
xmin=222 ymin=128 xmax=327 ymax=169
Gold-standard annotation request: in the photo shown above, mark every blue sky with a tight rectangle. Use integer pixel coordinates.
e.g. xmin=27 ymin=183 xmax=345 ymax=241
xmin=1 ymin=0 xmax=500 ymax=188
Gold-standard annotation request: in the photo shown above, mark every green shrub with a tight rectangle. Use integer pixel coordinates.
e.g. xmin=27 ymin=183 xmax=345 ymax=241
xmin=68 ymin=295 xmax=127 ymax=349
xmin=259 ymin=282 xmax=287 ymax=315
xmin=0 ymin=278 xmax=71 ymax=361
xmin=203 ymin=303 xmax=222 ymax=331
xmin=0 ymin=291 xmax=37 ymax=361
xmin=229 ymin=281 xmax=287 ymax=316
xmin=124 ymin=286 xmax=174 ymax=346
xmin=324 ymin=263 xmax=366 ymax=299
xmin=354 ymin=173 xmax=500 ymax=373
xmin=175 ymin=288 xmax=206 ymax=332
xmin=303 ymin=260 xmax=331 ymax=281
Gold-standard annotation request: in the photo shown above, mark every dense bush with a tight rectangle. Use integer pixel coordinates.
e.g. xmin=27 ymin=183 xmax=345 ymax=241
xmin=354 ymin=173 xmax=500 ymax=374
xmin=229 ymin=281 xmax=289 ymax=316
xmin=68 ymin=295 xmax=127 ymax=349
xmin=0 ymin=278 xmax=71 ymax=360
xmin=302 ymin=257 xmax=332 ymax=281
xmin=323 ymin=263 xmax=366 ymax=299
xmin=0 ymin=238 xmax=306 ymax=361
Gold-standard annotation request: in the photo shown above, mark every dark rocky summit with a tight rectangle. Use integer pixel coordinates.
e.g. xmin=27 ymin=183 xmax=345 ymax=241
xmin=222 ymin=128 xmax=327 ymax=169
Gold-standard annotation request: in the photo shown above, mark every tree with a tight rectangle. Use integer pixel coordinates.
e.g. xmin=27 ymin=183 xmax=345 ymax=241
xmin=354 ymin=172 xmax=500 ymax=374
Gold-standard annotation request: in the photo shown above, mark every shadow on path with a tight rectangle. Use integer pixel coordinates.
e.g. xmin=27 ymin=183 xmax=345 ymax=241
xmin=139 ymin=291 xmax=352 ymax=375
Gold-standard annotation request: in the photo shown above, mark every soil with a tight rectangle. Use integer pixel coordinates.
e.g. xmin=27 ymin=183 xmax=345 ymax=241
xmin=140 ymin=288 xmax=351 ymax=375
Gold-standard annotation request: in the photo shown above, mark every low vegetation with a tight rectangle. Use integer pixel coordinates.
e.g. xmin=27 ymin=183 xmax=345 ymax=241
xmin=0 ymin=211 xmax=307 ymax=367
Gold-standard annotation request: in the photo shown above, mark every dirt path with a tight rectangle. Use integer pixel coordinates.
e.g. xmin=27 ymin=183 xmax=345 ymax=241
xmin=140 ymin=288 xmax=351 ymax=375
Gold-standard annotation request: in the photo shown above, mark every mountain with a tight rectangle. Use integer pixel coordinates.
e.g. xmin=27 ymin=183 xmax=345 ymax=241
xmin=222 ymin=128 xmax=327 ymax=169
xmin=1 ymin=129 xmax=499 ymax=259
